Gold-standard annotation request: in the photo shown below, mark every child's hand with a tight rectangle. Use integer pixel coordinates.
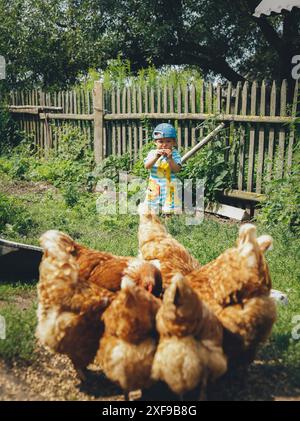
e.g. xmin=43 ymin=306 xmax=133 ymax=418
xmin=159 ymin=149 xmax=172 ymax=158
xmin=164 ymin=149 xmax=173 ymax=158
xmin=156 ymin=149 xmax=165 ymax=157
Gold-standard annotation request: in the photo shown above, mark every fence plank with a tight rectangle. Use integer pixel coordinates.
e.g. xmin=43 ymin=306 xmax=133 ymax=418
xmin=20 ymin=91 xmax=25 ymax=133
xmin=238 ymin=82 xmax=248 ymax=190
xmin=199 ymin=82 xmax=205 ymax=140
xmin=184 ymin=85 xmax=189 ymax=149
xmin=150 ymin=87 xmax=155 ymax=113
xmin=226 ymin=82 xmax=232 ymax=115
xmin=88 ymin=90 xmax=92 ymax=145
xmin=177 ymin=86 xmax=182 ymax=150
xmin=93 ymin=81 xmax=104 ymax=163
xmin=256 ymin=81 xmax=266 ymax=193
xmin=133 ymin=87 xmax=138 ymax=160
xmin=191 ymin=84 xmax=196 ymax=146
xmin=157 ymin=86 xmax=161 ymax=113
xmin=52 ymin=91 xmax=57 ymax=151
xmin=111 ymin=89 xmax=116 ymax=155
xmin=34 ymin=90 xmax=40 ymax=151
xmin=45 ymin=91 xmax=52 ymax=153
xmin=163 ymin=85 xmax=168 ymax=113
xmin=234 ymin=82 xmax=242 ymax=115
xmin=30 ymin=90 xmax=36 ymax=147
xmin=138 ymin=87 xmax=143 ymax=156
xmin=224 ymin=82 xmax=232 ymax=163
xmin=122 ymin=87 xmax=127 ymax=153
xmin=80 ymin=90 xmax=87 ymax=148
xmin=39 ymin=90 xmax=45 ymax=150
xmin=144 ymin=86 xmax=149 ymax=144
xmin=247 ymin=81 xmax=257 ymax=191
xmin=116 ymin=88 xmax=122 ymax=156
xmin=231 ymin=81 xmax=242 ymax=185
xmin=266 ymin=81 xmax=277 ymax=182
xmin=277 ymin=80 xmax=287 ymax=179
xmin=207 ymin=83 xmax=213 ymax=114
xmin=127 ymin=87 xmax=133 ymax=160
xmin=287 ymin=80 xmax=299 ymax=174
xmin=169 ymin=86 xmax=174 ymax=113
xmin=59 ymin=90 xmax=65 ymax=144
xmin=24 ymin=91 xmax=29 ymax=140
xmin=216 ymin=83 xmax=222 ymax=114
xmin=73 ymin=90 xmax=77 ymax=115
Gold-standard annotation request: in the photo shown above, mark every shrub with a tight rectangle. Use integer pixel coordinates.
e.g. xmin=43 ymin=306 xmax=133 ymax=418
xmin=132 ymin=141 xmax=156 ymax=179
xmin=1 ymin=124 xmax=95 ymax=192
xmin=178 ymin=123 xmax=235 ymax=203
xmin=256 ymin=147 xmax=300 ymax=234
xmin=0 ymin=192 xmax=34 ymax=235
xmin=92 ymin=152 xmax=132 ymax=184
xmin=0 ymin=102 xmax=23 ymax=154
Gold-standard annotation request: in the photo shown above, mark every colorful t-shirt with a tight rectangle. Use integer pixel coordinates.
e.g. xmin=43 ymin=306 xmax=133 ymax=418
xmin=143 ymin=149 xmax=182 ymax=213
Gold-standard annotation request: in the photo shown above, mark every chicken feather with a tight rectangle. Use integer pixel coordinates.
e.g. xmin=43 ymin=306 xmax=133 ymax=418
xmin=37 ymin=230 xmax=162 ymax=380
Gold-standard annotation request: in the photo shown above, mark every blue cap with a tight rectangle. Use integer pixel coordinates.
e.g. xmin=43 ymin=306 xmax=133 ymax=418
xmin=152 ymin=123 xmax=177 ymax=140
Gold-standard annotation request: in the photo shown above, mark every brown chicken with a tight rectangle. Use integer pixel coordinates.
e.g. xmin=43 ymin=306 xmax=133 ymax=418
xmin=138 ymin=203 xmax=201 ymax=289
xmin=152 ymin=274 xmax=227 ymax=400
xmin=96 ymin=277 xmax=161 ymax=400
xmin=194 ymin=225 xmax=277 ymax=364
xmin=138 ymin=207 xmax=276 ymax=365
xmin=36 ymin=230 xmax=162 ymax=380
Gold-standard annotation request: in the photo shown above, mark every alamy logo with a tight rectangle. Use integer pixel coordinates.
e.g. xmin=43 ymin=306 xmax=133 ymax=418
xmin=292 ymin=55 xmax=300 ymax=80
xmin=291 ymin=315 xmax=300 ymax=340
xmin=0 ymin=55 xmax=5 ymax=80
xmin=0 ymin=315 xmax=6 ymax=340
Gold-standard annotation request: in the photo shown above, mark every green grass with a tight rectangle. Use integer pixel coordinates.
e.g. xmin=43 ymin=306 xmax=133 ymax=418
xmin=0 ymin=282 xmax=35 ymax=302
xmin=0 ymin=303 xmax=37 ymax=362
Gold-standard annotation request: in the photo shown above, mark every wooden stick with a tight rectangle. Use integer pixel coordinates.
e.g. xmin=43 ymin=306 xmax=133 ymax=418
xmin=181 ymin=123 xmax=225 ymax=164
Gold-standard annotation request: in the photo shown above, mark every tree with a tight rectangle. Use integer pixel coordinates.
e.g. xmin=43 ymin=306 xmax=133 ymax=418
xmin=95 ymin=0 xmax=300 ymax=87
xmin=0 ymin=0 xmax=108 ymax=89
xmin=0 ymin=0 xmax=299 ymax=91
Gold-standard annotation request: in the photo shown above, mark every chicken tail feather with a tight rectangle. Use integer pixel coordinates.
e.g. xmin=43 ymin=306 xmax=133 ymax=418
xmin=237 ymin=224 xmax=273 ymax=269
xmin=39 ymin=230 xmax=78 ymax=286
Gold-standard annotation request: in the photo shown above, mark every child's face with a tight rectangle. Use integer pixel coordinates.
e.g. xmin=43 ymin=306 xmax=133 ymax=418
xmin=155 ymin=138 xmax=176 ymax=150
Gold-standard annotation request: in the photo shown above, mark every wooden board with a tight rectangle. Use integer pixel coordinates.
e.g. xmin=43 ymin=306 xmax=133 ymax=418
xmin=205 ymin=203 xmax=251 ymax=221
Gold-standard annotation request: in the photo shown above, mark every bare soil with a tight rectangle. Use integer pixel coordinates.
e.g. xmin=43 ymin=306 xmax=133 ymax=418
xmin=1 ymin=348 xmax=299 ymax=401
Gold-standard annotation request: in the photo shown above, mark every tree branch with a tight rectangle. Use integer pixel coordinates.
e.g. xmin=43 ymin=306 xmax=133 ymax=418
xmin=178 ymin=41 xmax=246 ymax=83
xmin=244 ymin=0 xmax=283 ymax=54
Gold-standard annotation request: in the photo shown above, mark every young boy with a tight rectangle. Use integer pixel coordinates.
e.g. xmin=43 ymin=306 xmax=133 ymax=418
xmin=143 ymin=123 xmax=182 ymax=215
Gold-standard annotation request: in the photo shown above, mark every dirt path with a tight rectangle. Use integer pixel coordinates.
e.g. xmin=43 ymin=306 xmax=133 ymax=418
xmin=1 ymin=349 xmax=300 ymax=401
xmin=0 ymin=179 xmax=56 ymax=197
xmin=0 ymin=348 xmax=125 ymax=401
xmin=1 ymin=281 xmax=299 ymax=401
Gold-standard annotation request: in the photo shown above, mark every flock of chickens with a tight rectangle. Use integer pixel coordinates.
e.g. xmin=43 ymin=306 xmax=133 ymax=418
xmin=36 ymin=204 xmax=277 ymax=400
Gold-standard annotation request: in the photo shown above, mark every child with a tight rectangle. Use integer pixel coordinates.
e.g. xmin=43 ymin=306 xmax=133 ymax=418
xmin=143 ymin=123 xmax=182 ymax=215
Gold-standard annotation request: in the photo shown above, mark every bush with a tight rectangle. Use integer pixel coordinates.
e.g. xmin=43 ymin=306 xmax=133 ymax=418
xmin=178 ymin=123 xmax=235 ymax=203
xmin=92 ymin=152 xmax=132 ymax=184
xmin=132 ymin=141 xmax=156 ymax=179
xmin=0 ymin=102 xmax=23 ymax=154
xmin=0 ymin=192 xmax=35 ymax=235
xmin=256 ymin=147 xmax=300 ymax=233
xmin=1 ymin=124 xmax=95 ymax=192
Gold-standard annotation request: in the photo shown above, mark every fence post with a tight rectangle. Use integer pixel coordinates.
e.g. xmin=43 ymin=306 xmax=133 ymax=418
xmin=93 ymin=81 xmax=104 ymax=164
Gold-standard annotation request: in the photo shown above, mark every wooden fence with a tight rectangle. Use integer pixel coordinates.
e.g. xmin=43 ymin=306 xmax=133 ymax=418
xmin=7 ymin=79 xmax=300 ymax=195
